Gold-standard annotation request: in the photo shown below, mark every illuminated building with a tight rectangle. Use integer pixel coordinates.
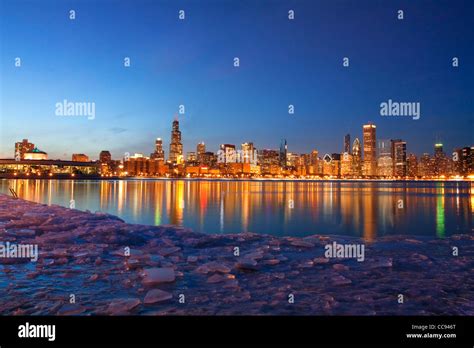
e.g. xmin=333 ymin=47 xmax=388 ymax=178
xmin=454 ymin=147 xmax=474 ymax=176
xmin=169 ymin=118 xmax=183 ymax=164
xmin=186 ymin=151 xmax=197 ymax=163
xmin=434 ymin=143 xmax=447 ymax=176
xmin=99 ymin=151 xmax=112 ymax=163
xmin=407 ymin=153 xmax=418 ymax=177
xmin=351 ymin=138 xmax=362 ymax=176
xmin=279 ymin=139 xmax=288 ymax=168
xmin=344 ymin=134 xmax=351 ymax=154
xmin=258 ymin=149 xmax=280 ymax=175
xmin=72 ymin=154 xmax=89 ymax=162
xmin=419 ymin=153 xmax=435 ymax=177
xmin=151 ymin=138 xmax=165 ymax=161
xmin=362 ymin=123 xmax=377 ymax=176
xmin=308 ymin=150 xmax=320 ymax=175
xmin=196 ymin=142 xmax=206 ymax=163
xmin=241 ymin=142 xmax=256 ymax=164
xmin=341 ymin=152 xmax=352 ymax=177
xmin=201 ymin=152 xmax=217 ymax=168
xmin=391 ymin=139 xmax=407 ymax=177
xmin=14 ymin=139 xmax=35 ymax=160
xmin=377 ymin=139 xmax=392 ymax=177
xmin=219 ymin=144 xmax=236 ymax=164
xmin=24 ymin=147 xmax=47 ymax=160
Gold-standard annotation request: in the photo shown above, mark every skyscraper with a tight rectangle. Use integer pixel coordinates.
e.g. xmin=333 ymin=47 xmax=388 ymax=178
xmin=279 ymin=139 xmax=288 ymax=168
xmin=169 ymin=118 xmax=183 ymax=164
xmin=241 ymin=142 xmax=256 ymax=164
xmin=196 ymin=142 xmax=206 ymax=164
xmin=14 ymin=139 xmax=35 ymax=160
xmin=377 ymin=139 xmax=393 ymax=177
xmin=391 ymin=139 xmax=407 ymax=177
xmin=434 ymin=143 xmax=447 ymax=176
xmin=344 ymin=134 xmax=351 ymax=154
xmin=151 ymin=138 xmax=165 ymax=161
xmin=407 ymin=153 xmax=418 ymax=177
xmin=362 ymin=123 xmax=377 ymax=176
xmin=352 ymin=138 xmax=362 ymax=176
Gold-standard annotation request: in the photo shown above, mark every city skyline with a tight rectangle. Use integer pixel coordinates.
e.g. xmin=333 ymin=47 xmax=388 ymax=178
xmin=1 ymin=0 xmax=473 ymax=159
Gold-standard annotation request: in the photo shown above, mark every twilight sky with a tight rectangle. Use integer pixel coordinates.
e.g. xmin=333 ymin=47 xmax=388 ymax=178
xmin=1 ymin=0 xmax=473 ymax=160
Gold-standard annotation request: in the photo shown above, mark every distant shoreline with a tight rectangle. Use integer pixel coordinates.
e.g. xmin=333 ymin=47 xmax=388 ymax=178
xmin=1 ymin=176 xmax=473 ymax=183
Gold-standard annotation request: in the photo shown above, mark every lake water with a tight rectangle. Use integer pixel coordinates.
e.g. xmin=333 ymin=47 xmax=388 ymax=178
xmin=1 ymin=179 xmax=473 ymax=239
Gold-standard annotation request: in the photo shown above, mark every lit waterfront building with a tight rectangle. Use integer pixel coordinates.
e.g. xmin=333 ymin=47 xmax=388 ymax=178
xmin=219 ymin=144 xmax=236 ymax=164
xmin=169 ymin=119 xmax=183 ymax=164
xmin=72 ymin=154 xmax=89 ymax=162
xmin=151 ymin=138 xmax=165 ymax=161
xmin=434 ymin=143 xmax=447 ymax=176
xmin=377 ymin=139 xmax=392 ymax=177
xmin=391 ymin=139 xmax=407 ymax=177
xmin=351 ymin=138 xmax=362 ymax=176
xmin=196 ymin=142 xmax=206 ymax=163
xmin=186 ymin=151 xmax=197 ymax=163
xmin=308 ymin=150 xmax=320 ymax=175
xmin=14 ymin=139 xmax=35 ymax=160
xmin=201 ymin=152 xmax=217 ymax=168
xmin=24 ymin=147 xmax=47 ymax=160
xmin=279 ymin=139 xmax=288 ymax=168
xmin=258 ymin=149 xmax=280 ymax=175
xmin=99 ymin=151 xmax=112 ymax=163
xmin=341 ymin=152 xmax=352 ymax=177
xmin=362 ymin=123 xmax=377 ymax=176
xmin=454 ymin=147 xmax=474 ymax=176
xmin=344 ymin=134 xmax=351 ymax=154
xmin=241 ymin=142 xmax=256 ymax=164
xmin=419 ymin=153 xmax=435 ymax=177
xmin=407 ymin=153 xmax=418 ymax=177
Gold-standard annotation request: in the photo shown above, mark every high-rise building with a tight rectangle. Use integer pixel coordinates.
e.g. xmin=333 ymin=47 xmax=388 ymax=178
xmin=258 ymin=149 xmax=280 ymax=174
xmin=241 ymin=142 xmax=256 ymax=164
xmin=407 ymin=153 xmax=418 ymax=177
xmin=419 ymin=153 xmax=435 ymax=177
xmin=219 ymin=144 xmax=236 ymax=164
xmin=391 ymin=139 xmax=407 ymax=177
xmin=279 ymin=139 xmax=288 ymax=168
xmin=196 ymin=142 xmax=206 ymax=163
xmin=377 ymin=139 xmax=392 ymax=177
xmin=351 ymin=138 xmax=362 ymax=176
xmin=14 ymin=139 xmax=35 ymax=160
xmin=362 ymin=123 xmax=377 ymax=176
xmin=454 ymin=146 xmax=473 ymax=176
xmin=99 ymin=151 xmax=112 ymax=163
xmin=169 ymin=119 xmax=183 ymax=164
xmin=344 ymin=134 xmax=351 ymax=154
xmin=186 ymin=152 xmax=197 ymax=163
xmin=151 ymin=138 xmax=165 ymax=161
xmin=434 ymin=143 xmax=447 ymax=176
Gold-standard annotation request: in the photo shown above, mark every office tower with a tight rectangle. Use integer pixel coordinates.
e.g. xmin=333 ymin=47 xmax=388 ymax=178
xmin=377 ymin=139 xmax=392 ymax=177
xmin=258 ymin=149 xmax=280 ymax=174
xmin=279 ymin=139 xmax=288 ymax=168
xmin=344 ymin=134 xmax=351 ymax=154
xmin=362 ymin=123 xmax=377 ymax=176
xmin=407 ymin=153 xmax=418 ymax=177
xmin=169 ymin=119 xmax=183 ymax=164
xmin=454 ymin=146 xmax=473 ymax=176
xmin=391 ymin=139 xmax=407 ymax=177
xmin=151 ymin=138 xmax=165 ymax=161
xmin=186 ymin=152 xmax=197 ymax=162
xmin=196 ymin=142 xmax=206 ymax=163
xmin=241 ymin=142 xmax=256 ymax=164
xmin=434 ymin=143 xmax=447 ymax=176
xmin=99 ymin=150 xmax=112 ymax=163
xmin=219 ymin=144 xmax=236 ymax=164
xmin=351 ymin=138 xmax=362 ymax=176
xmin=14 ymin=139 xmax=35 ymax=160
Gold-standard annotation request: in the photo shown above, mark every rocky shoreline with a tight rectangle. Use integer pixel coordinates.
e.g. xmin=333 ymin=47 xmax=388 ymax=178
xmin=0 ymin=194 xmax=473 ymax=315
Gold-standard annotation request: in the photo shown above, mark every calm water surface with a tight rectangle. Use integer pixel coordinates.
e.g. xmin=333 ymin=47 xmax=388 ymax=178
xmin=1 ymin=179 xmax=473 ymax=239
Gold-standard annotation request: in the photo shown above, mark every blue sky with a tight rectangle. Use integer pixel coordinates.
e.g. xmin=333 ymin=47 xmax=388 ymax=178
xmin=1 ymin=0 xmax=473 ymax=160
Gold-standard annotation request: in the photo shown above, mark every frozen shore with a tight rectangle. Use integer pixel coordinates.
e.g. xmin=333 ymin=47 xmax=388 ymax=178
xmin=0 ymin=194 xmax=473 ymax=315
